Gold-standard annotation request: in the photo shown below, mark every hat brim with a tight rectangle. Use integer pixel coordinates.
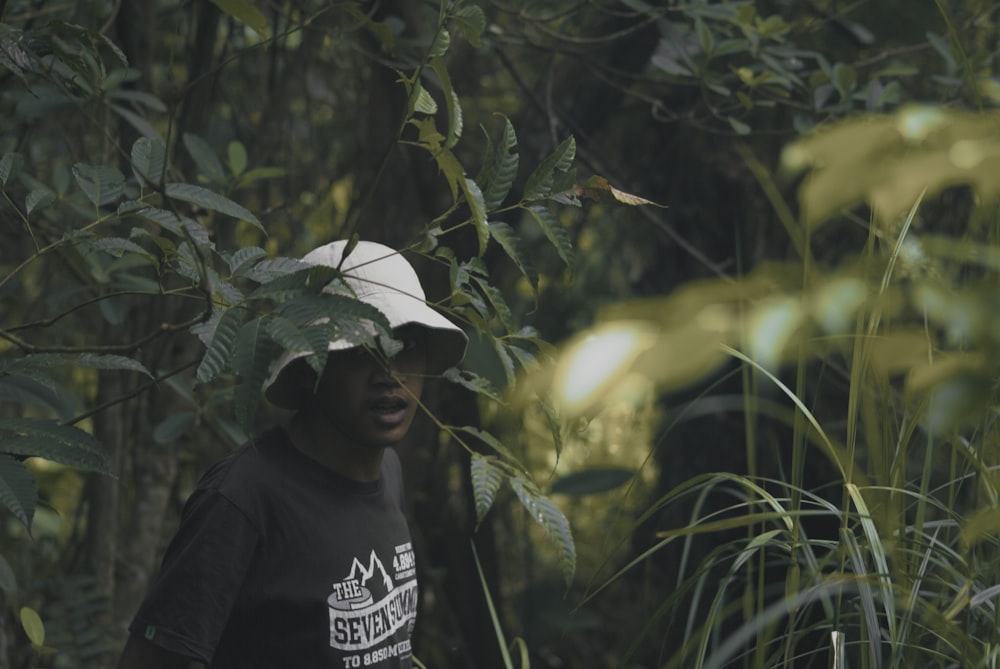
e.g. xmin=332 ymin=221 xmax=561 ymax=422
xmin=263 ymin=292 xmax=467 ymax=410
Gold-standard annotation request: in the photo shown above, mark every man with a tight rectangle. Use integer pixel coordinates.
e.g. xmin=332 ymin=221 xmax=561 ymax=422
xmin=117 ymin=240 xmax=468 ymax=669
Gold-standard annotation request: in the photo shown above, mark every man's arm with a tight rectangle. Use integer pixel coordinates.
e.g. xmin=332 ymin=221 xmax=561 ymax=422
xmin=117 ymin=634 xmax=204 ymax=669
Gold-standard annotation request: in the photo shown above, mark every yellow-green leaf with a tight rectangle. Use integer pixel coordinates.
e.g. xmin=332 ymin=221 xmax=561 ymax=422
xmin=211 ymin=0 xmax=270 ymax=39
xmin=20 ymin=607 xmax=44 ymax=647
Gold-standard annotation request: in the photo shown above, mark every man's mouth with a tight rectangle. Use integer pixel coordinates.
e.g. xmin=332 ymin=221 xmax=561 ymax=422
xmin=367 ymin=395 xmax=409 ymax=422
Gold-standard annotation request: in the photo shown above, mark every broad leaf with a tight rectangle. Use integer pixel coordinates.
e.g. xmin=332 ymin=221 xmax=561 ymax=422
xmin=550 ymin=468 xmax=635 ymax=496
xmin=442 ymin=368 xmax=503 ymax=402
xmin=573 ymin=175 xmax=664 ymax=207
xmin=89 ymin=237 xmax=157 ymax=264
xmin=488 ymin=222 xmax=537 ymax=294
xmin=182 ymin=133 xmax=225 ymax=183
xmin=470 ymin=453 xmax=505 ymax=525
xmin=267 ymin=315 xmax=322 ymax=373
xmin=131 ymin=137 xmax=167 ymax=185
xmin=277 ymin=294 xmax=391 ymax=344
xmin=430 ymin=56 xmax=462 ymax=148
xmin=491 ymin=335 xmax=516 ymax=387
xmin=229 ymin=246 xmax=268 ymax=275
xmin=523 ymin=136 xmax=575 ymax=201
xmin=0 ymin=376 xmax=73 ymax=420
xmin=26 ymin=188 xmax=55 ymax=215
xmin=77 ymin=353 xmax=153 ymax=377
xmin=164 ymin=183 xmax=264 ymax=233
xmin=461 ymin=177 xmax=488 ymax=255
xmin=0 ymin=153 xmax=23 ymax=191
xmin=153 ymin=412 xmax=196 ymax=445
xmin=72 ymin=163 xmax=125 ymax=206
xmin=230 ymin=318 xmax=275 ymax=433
xmin=414 ymin=87 xmax=438 ymax=115
xmin=428 ymin=27 xmax=450 ymax=58
xmin=473 ymin=276 xmax=513 ymax=333
xmin=0 ymin=456 xmax=36 ymax=528
xmin=129 ymin=207 xmax=213 ymax=249
xmin=525 ymin=205 xmax=574 ymax=268
xmin=243 ymin=256 xmax=311 ymax=283
xmin=477 ymin=118 xmax=519 ymax=210
xmin=453 ymin=425 xmax=517 ymax=461
xmin=510 ymin=476 xmax=576 ymax=587
xmin=196 ymin=307 xmax=246 ymax=384
xmin=212 ymin=0 xmax=271 ymax=39
xmin=20 ymin=606 xmax=45 ymax=647
xmin=228 ymin=141 xmax=248 ymax=177
xmin=451 ymin=5 xmax=486 ymax=47
xmin=0 ymin=418 xmax=110 ymax=474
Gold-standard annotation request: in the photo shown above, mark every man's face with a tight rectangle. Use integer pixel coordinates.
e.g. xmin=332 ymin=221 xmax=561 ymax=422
xmin=309 ymin=325 xmax=428 ymax=448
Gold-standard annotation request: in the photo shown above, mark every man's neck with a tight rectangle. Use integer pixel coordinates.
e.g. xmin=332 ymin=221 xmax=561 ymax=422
xmin=285 ymin=413 xmax=384 ymax=482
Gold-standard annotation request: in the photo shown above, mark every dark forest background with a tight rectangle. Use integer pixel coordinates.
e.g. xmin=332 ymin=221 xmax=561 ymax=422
xmin=3 ymin=1 xmax=1000 ymax=667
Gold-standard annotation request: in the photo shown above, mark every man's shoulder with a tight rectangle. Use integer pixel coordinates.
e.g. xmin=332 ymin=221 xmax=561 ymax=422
xmin=196 ymin=426 xmax=289 ymax=491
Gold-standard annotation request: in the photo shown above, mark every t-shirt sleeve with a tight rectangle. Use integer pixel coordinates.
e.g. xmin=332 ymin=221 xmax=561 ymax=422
xmin=129 ymin=488 xmax=259 ymax=664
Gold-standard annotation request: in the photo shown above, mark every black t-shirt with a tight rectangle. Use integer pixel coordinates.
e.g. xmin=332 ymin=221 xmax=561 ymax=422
xmin=130 ymin=427 xmax=417 ymax=668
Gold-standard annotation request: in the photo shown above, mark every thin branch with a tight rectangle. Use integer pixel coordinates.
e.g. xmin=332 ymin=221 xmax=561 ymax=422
xmin=63 ymin=358 xmax=199 ymax=427
xmin=0 ymin=313 xmax=205 ymax=355
xmin=7 ymin=289 xmax=202 ymax=333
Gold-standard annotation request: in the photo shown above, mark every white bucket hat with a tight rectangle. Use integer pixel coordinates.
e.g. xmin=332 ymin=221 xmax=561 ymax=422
xmin=263 ymin=240 xmax=468 ymax=409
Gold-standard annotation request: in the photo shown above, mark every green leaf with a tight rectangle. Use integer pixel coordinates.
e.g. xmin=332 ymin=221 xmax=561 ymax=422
xmin=431 ymin=145 xmax=463 ymax=202
xmin=164 ymin=183 xmax=264 ymax=233
xmin=728 ymin=117 xmax=751 ymax=135
xmin=153 ymin=412 xmax=196 ymax=444
xmin=477 ymin=118 xmax=519 ymax=211
xmin=510 ymin=476 xmax=576 ymax=587
xmin=550 ymin=468 xmax=634 ymax=496
xmin=451 ymin=5 xmax=486 ymax=47
xmin=430 ymin=56 xmax=463 ymax=149
xmin=25 ymin=187 xmax=55 ymax=215
xmin=182 ymin=133 xmax=225 ymax=183
xmin=77 ymin=353 xmax=153 ymax=377
xmin=235 ymin=166 xmax=287 ymax=188
xmin=0 ymin=554 xmax=18 ymax=595
xmin=0 ymin=418 xmax=110 ymax=473
xmin=0 ymin=456 xmax=36 ymax=528
xmin=131 ymin=137 xmax=167 ymax=185
xmin=130 ymin=206 xmax=213 ymax=248
xmin=229 ymin=246 xmax=267 ymax=275
xmin=72 ymin=163 xmax=125 ymax=206
xmin=470 ymin=454 xmax=505 ymax=525
xmin=523 ymin=136 xmax=575 ymax=201
xmin=414 ymin=86 xmax=438 ymax=115
xmin=277 ymin=294 xmax=390 ymax=345
xmin=474 ymin=276 xmax=513 ymax=333
xmin=212 ymin=0 xmax=271 ymax=38
xmin=428 ymin=27 xmax=451 ymax=58
xmin=20 ymin=606 xmax=44 ymax=647
xmin=453 ymin=425 xmax=517 ymax=461
xmin=88 ymin=237 xmax=157 ymax=264
xmin=340 ymin=4 xmax=395 ymax=51
xmin=491 ymin=332 xmax=517 ymax=388
xmin=525 ymin=205 xmax=574 ymax=268
xmin=0 ymin=153 xmax=23 ymax=191
xmin=196 ymin=307 xmax=246 ymax=384
xmin=488 ymin=222 xmax=537 ymax=294
xmin=111 ymin=104 xmax=161 ymax=140
xmin=442 ymin=368 xmax=503 ymax=403
xmin=267 ymin=315 xmax=324 ymax=374
xmin=462 ymin=177 xmax=488 ymax=255
xmin=0 ymin=376 xmax=73 ymax=420
xmin=231 ymin=318 xmax=275 ymax=433
xmin=227 ymin=141 xmax=248 ymax=177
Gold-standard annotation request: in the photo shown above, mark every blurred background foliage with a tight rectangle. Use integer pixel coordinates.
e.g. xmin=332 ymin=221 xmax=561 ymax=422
xmin=2 ymin=0 xmax=1000 ymax=668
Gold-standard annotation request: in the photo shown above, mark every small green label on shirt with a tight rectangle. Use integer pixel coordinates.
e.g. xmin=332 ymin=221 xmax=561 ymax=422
xmin=144 ymin=625 xmax=156 ymax=641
